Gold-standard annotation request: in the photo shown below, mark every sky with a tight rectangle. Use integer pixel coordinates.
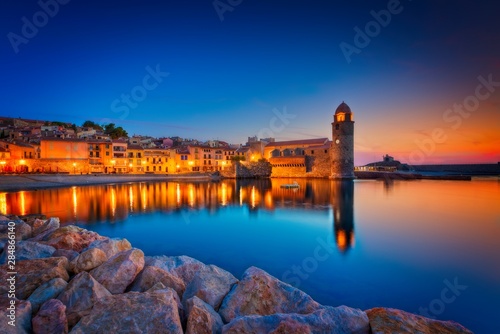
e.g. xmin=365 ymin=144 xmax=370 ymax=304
xmin=1 ymin=0 xmax=499 ymax=165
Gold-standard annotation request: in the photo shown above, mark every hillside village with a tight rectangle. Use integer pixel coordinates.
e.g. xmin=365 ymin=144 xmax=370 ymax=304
xmin=0 ymin=116 xmax=274 ymax=174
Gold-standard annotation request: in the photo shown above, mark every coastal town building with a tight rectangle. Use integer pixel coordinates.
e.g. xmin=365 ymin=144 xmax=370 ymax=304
xmin=0 ymin=104 xmax=358 ymax=177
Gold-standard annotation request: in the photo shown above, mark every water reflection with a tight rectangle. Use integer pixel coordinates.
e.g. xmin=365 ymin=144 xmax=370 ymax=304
xmin=1 ymin=179 xmax=356 ymax=252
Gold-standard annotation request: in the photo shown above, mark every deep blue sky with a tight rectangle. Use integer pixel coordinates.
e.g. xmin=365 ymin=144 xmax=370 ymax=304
xmin=1 ymin=0 xmax=499 ymax=164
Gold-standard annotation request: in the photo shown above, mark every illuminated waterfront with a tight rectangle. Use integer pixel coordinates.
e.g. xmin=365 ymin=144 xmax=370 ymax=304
xmin=1 ymin=178 xmax=499 ymax=333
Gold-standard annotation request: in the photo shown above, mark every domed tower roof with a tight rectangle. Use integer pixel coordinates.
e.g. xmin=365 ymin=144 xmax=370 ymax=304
xmin=335 ymin=101 xmax=352 ymax=114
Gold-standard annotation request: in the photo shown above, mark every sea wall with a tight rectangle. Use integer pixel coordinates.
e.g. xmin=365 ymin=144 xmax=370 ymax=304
xmin=220 ymin=161 xmax=272 ymax=179
xmin=270 ymin=151 xmax=331 ymax=178
xmin=0 ymin=214 xmax=474 ymax=334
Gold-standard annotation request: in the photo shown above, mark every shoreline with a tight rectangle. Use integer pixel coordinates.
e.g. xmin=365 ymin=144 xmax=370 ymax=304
xmin=1 ymin=173 xmax=496 ymax=193
xmin=0 ymin=174 xmax=214 ymax=192
xmin=0 ymin=215 xmax=475 ymax=333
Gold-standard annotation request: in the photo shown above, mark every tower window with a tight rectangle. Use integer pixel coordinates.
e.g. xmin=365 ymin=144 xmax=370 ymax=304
xmin=335 ymin=124 xmax=339 ymax=130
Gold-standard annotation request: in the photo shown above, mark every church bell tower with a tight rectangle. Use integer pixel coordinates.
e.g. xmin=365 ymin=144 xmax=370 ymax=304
xmin=331 ymin=102 xmax=355 ymax=179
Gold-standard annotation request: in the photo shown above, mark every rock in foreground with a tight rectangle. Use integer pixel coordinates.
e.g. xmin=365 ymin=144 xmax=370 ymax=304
xmin=219 ymin=266 xmax=321 ymax=323
xmin=366 ymin=307 xmax=474 ymax=334
xmin=71 ymin=289 xmax=183 ymax=334
xmin=222 ymin=305 xmax=370 ymax=334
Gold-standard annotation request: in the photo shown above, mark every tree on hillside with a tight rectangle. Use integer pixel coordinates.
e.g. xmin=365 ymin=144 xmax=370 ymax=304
xmin=103 ymin=123 xmax=128 ymax=139
xmin=82 ymin=120 xmax=103 ymax=131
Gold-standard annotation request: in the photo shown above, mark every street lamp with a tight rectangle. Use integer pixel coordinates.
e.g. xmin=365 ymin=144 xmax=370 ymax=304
xmin=129 ymin=163 xmax=133 ymax=173
xmin=176 ymin=164 xmax=180 ymax=173
xmin=72 ymin=162 xmax=76 ymax=174
xmin=111 ymin=160 xmax=116 ymax=174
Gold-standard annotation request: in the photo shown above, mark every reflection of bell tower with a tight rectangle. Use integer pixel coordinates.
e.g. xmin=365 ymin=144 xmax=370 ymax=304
xmin=331 ymin=102 xmax=355 ymax=179
xmin=331 ymin=180 xmax=355 ymax=254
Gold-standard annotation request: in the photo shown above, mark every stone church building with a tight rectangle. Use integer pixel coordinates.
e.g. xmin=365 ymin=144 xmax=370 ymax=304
xmin=264 ymin=102 xmax=355 ymax=179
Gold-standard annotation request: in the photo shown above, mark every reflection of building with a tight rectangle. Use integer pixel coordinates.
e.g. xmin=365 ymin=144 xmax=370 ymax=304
xmin=331 ymin=180 xmax=355 ymax=254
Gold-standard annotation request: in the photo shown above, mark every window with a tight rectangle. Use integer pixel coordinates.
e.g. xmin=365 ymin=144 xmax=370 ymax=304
xmin=146 ymin=166 xmax=149 ymax=171
xmin=159 ymin=166 xmax=162 ymax=171
xmin=96 ymin=152 xmax=100 ymax=157
xmin=90 ymin=152 xmax=93 ymax=157
xmin=153 ymin=166 xmax=156 ymax=171
xmin=311 ymin=150 xmax=314 ymax=154
xmin=136 ymin=159 xmax=141 ymax=165
xmin=335 ymin=124 xmax=340 ymax=130
xmin=324 ymin=150 xmax=328 ymax=154
xmin=106 ymin=151 xmax=109 ymax=156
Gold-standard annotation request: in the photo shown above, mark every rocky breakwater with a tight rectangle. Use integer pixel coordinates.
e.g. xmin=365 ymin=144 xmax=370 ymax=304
xmin=0 ymin=215 xmax=474 ymax=334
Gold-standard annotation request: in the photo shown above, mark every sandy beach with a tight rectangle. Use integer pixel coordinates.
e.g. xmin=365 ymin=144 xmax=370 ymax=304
xmin=0 ymin=174 xmax=214 ymax=192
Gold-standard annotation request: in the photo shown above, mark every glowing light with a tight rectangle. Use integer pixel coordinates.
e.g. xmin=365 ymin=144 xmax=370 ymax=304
xmin=111 ymin=160 xmax=116 ymax=165
xmin=221 ymin=183 xmax=227 ymax=206
xmin=72 ymin=163 xmax=76 ymax=167
xmin=129 ymin=186 xmax=134 ymax=211
xmin=111 ymin=187 xmax=116 ymax=217
xmin=129 ymin=163 xmax=133 ymax=167
xmin=0 ymin=193 xmax=7 ymax=214
xmin=19 ymin=191 xmax=26 ymax=215
xmin=251 ymin=186 xmax=256 ymax=208
xmin=336 ymin=231 xmax=347 ymax=250
xmin=176 ymin=183 xmax=181 ymax=205
xmin=188 ymin=161 xmax=194 ymax=166
xmin=188 ymin=184 xmax=194 ymax=207
xmin=72 ymin=186 xmax=77 ymax=217
xmin=19 ymin=159 xmax=26 ymax=165
xmin=0 ymin=161 xmax=6 ymax=165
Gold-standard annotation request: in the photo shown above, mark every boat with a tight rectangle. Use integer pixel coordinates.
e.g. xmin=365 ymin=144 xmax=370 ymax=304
xmin=280 ymin=181 xmax=300 ymax=189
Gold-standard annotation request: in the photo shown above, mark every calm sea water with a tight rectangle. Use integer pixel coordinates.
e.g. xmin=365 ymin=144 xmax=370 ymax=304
xmin=2 ymin=178 xmax=499 ymax=333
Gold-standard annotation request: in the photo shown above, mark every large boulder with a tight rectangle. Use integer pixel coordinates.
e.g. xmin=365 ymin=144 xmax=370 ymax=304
xmin=32 ymin=299 xmax=68 ymax=334
xmin=0 ymin=219 xmax=32 ymax=240
xmin=218 ymin=266 xmax=320 ymax=323
xmin=57 ymin=272 xmax=111 ymax=328
xmin=0 ymin=257 xmax=69 ymax=300
xmin=145 ymin=255 xmax=207 ymax=286
xmin=222 ymin=306 xmax=370 ymax=334
xmin=32 ymin=217 xmax=60 ymax=238
xmin=183 ymin=265 xmax=238 ymax=311
xmin=0 ymin=241 xmax=55 ymax=264
xmin=68 ymin=248 xmax=107 ymax=274
xmin=71 ymin=289 xmax=183 ymax=334
xmin=366 ymin=307 xmax=474 ymax=334
xmin=0 ymin=298 xmax=32 ymax=334
xmin=128 ymin=265 xmax=186 ymax=297
xmin=186 ymin=296 xmax=224 ymax=334
xmin=82 ymin=237 xmax=131 ymax=258
xmin=90 ymin=248 xmax=144 ymax=294
xmin=39 ymin=225 xmax=106 ymax=252
xmin=27 ymin=278 xmax=68 ymax=314
xmin=52 ymin=249 xmax=79 ymax=262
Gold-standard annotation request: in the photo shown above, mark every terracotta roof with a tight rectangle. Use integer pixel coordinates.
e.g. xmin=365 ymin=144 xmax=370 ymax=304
xmin=265 ymin=138 xmax=328 ymax=148
xmin=40 ymin=138 xmax=87 ymax=143
xmin=127 ymin=144 xmax=144 ymax=150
